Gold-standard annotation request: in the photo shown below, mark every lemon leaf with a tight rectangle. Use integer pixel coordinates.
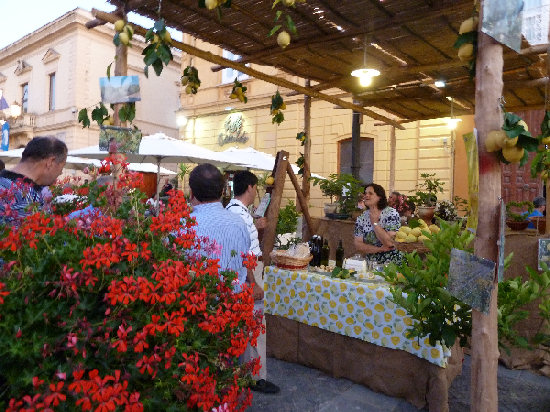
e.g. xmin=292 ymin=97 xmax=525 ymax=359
xmin=286 ymin=15 xmax=297 ymax=34
xmin=268 ymin=24 xmax=282 ymax=37
xmin=78 ymin=109 xmax=90 ymax=128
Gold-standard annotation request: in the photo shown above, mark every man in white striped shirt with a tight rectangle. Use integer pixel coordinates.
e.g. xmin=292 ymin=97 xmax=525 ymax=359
xmin=226 ymin=171 xmax=280 ymax=394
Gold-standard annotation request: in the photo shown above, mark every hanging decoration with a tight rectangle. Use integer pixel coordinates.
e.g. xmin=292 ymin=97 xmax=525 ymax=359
xmin=113 ymin=19 xmax=134 ymax=46
xmin=269 ymin=0 xmax=307 ymax=49
xmin=270 ymin=91 xmax=286 ymax=124
xmin=143 ymin=18 xmax=174 ymax=77
xmin=229 ymin=78 xmax=248 ymax=103
xmin=181 ymin=66 xmax=201 ymax=95
xmin=295 ymin=131 xmax=307 ymax=175
xmin=453 ymin=11 xmax=479 ymax=78
xmin=485 ymin=108 xmax=538 ymax=166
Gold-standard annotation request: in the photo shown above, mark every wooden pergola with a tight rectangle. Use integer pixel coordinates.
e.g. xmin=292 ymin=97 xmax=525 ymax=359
xmin=93 ymin=1 xmax=548 ymax=410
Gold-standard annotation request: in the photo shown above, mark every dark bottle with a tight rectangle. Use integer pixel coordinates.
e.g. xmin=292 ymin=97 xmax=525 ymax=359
xmin=313 ymin=235 xmax=323 ymax=266
xmin=335 ymin=240 xmax=344 ymax=268
xmin=320 ymin=239 xmax=330 ymax=267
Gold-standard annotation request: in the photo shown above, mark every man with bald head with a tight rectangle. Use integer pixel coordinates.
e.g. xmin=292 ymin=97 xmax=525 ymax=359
xmin=0 ymin=136 xmax=67 ymax=225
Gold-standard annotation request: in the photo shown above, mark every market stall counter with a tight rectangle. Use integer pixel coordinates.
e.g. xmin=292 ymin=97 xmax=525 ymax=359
xmin=264 ymin=266 xmax=463 ymax=411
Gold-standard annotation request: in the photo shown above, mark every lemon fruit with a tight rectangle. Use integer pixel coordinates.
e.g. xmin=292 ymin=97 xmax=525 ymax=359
xmin=277 ymin=31 xmax=291 ymax=49
xmin=185 ymin=85 xmax=193 ymax=94
xmin=485 ymin=130 xmax=507 ymax=152
xmin=518 ymin=120 xmax=528 ymax=131
xmin=205 ymin=0 xmax=218 ymax=9
xmin=459 ymin=17 xmax=479 ymax=34
xmin=541 ymin=136 xmax=550 ymax=145
xmin=114 ymin=20 xmax=125 ymax=33
xmin=458 ymin=43 xmax=474 ymax=62
xmin=399 ymin=226 xmax=412 ymax=235
xmin=119 ymin=32 xmax=130 ymax=45
xmin=502 ymin=145 xmax=525 ymax=163
xmin=429 ymin=224 xmax=440 ymax=234
xmin=266 ymin=176 xmax=275 ymax=185
xmin=410 ymin=227 xmax=422 ymax=237
xmin=395 ymin=231 xmax=407 ymax=240
xmin=405 ymin=234 xmax=418 ymax=243
xmin=503 ymin=135 xmax=518 ymax=147
xmin=163 ymin=31 xmax=172 ymax=44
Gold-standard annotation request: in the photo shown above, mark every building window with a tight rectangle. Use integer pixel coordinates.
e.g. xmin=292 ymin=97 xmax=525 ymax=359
xmin=21 ymin=83 xmax=29 ymax=113
xmin=221 ymin=50 xmax=249 ymax=84
xmin=49 ymin=73 xmax=56 ymax=111
xmin=338 ymin=137 xmax=374 ymax=184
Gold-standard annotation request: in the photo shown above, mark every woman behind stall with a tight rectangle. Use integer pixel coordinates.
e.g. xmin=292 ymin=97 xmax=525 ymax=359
xmin=354 ymin=183 xmax=402 ymax=264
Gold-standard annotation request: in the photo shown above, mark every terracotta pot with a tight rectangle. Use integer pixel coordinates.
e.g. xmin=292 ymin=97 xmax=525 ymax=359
xmin=506 ymin=220 xmax=529 ymax=231
xmin=417 ymin=206 xmax=436 ymax=225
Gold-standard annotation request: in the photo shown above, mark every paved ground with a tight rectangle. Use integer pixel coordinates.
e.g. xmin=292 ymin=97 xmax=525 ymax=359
xmin=248 ymin=355 xmax=550 ymax=411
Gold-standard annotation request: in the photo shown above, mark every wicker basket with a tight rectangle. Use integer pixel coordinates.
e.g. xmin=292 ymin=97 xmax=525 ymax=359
xmin=394 ymin=241 xmax=430 ymax=254
xmin=270 ymin=250 xmax=313 ymax=270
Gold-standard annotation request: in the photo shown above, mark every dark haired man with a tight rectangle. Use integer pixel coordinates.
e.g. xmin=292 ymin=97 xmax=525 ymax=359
xmin=527 ymin=196 xmax=546 ymax=229
xmin=188 ymin=163 xmax=252 ymax=291
xmin=226 ymin=171 xmax=279 ymax=394
xmin=0 ymin=136 xmax=67 ymax=225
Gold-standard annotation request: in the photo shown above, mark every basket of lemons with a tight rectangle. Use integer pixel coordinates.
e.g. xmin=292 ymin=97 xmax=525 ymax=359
xmin=394 ymin=218 xmax=440 ymax=253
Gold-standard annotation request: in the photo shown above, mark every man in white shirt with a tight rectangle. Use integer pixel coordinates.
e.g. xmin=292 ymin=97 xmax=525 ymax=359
xmin=226 ymin=171 xmax=280 ymax=394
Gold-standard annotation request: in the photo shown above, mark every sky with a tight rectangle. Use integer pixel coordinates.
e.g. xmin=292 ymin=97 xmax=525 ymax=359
xmin=0 ymin=0 xmax=178 ymax=50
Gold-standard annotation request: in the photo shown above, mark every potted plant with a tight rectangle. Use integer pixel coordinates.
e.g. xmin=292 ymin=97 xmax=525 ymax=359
xmin=506 ymin=200 xmax=534 ymax=231
xmin=408 ymin=173 xmax=445 ymax=223
xmin=311 ymin=173 xmax=363 ymax=218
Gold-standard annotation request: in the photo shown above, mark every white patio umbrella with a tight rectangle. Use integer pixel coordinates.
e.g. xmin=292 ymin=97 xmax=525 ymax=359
xmin=0 ymin=148 xmax=102 ymax=170
xmin=70 ymin=133 xmax=235 ymax=208
xmin=222 ymin=146 xmax=325 ymax=179
xmin=1 ymin=148 xmax=175 ymax=175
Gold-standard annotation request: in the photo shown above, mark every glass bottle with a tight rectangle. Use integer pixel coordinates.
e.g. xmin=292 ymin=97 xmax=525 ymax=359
xmin=335 ymin=240 xmax=344 ymax=268
xmin=320 ymin=239 xmax=330 ymax=267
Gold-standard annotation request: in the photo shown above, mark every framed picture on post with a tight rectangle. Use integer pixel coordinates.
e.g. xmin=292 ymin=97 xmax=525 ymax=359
xmin=100 ymin=76 xmax=141 ymax=104
xmin=538 ymin=238 xmax=550 ymax=271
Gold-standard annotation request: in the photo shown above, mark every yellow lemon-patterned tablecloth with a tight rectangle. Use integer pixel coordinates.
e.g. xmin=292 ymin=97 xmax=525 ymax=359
xmin=264 ymin=266 xmax=451 ymax=367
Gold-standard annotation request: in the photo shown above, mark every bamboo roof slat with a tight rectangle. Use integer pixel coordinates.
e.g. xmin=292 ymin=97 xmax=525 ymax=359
xmin=106 ymin=0 xmax=550 ymax=123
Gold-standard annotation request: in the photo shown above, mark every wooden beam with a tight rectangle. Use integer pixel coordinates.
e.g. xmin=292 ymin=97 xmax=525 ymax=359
xmin=286 ymin=162 xmax=313 ymax=239
xmin=262 ymin=151 xmax=290 ymax=266
xmin=91 ymin=9 xmax=405 ymax=129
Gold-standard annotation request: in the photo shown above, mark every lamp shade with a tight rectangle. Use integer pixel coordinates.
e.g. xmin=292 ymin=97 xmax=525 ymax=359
xmin=351 ymin=68 xmax=380 ymax=87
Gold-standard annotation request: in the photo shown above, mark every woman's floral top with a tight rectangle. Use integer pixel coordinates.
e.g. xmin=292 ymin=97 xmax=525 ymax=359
xmin=354 ymin=206 xmax=403 ymax=264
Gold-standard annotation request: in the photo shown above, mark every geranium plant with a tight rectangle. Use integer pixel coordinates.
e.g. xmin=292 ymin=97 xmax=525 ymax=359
xmin=0 ymin=162 xmax=262 ymax=411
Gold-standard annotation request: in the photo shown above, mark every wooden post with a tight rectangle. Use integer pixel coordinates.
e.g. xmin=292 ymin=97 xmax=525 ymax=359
xmin=351 ymin=109 xmax=361 ymax=180
xmin=546 ymin=178 xmax=550 ymax=235
xmin=286 ymin=162 xmax=314 ymax=236
xmin=301 ymin=79 xmax=312 ymax=240
xmin=262 ymin=151 xmax=289 ymax=266
xmin=389 ymin=126 xmax=396 ymax=192
xmin=471 ymin=4 xmax=502 ymax=410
